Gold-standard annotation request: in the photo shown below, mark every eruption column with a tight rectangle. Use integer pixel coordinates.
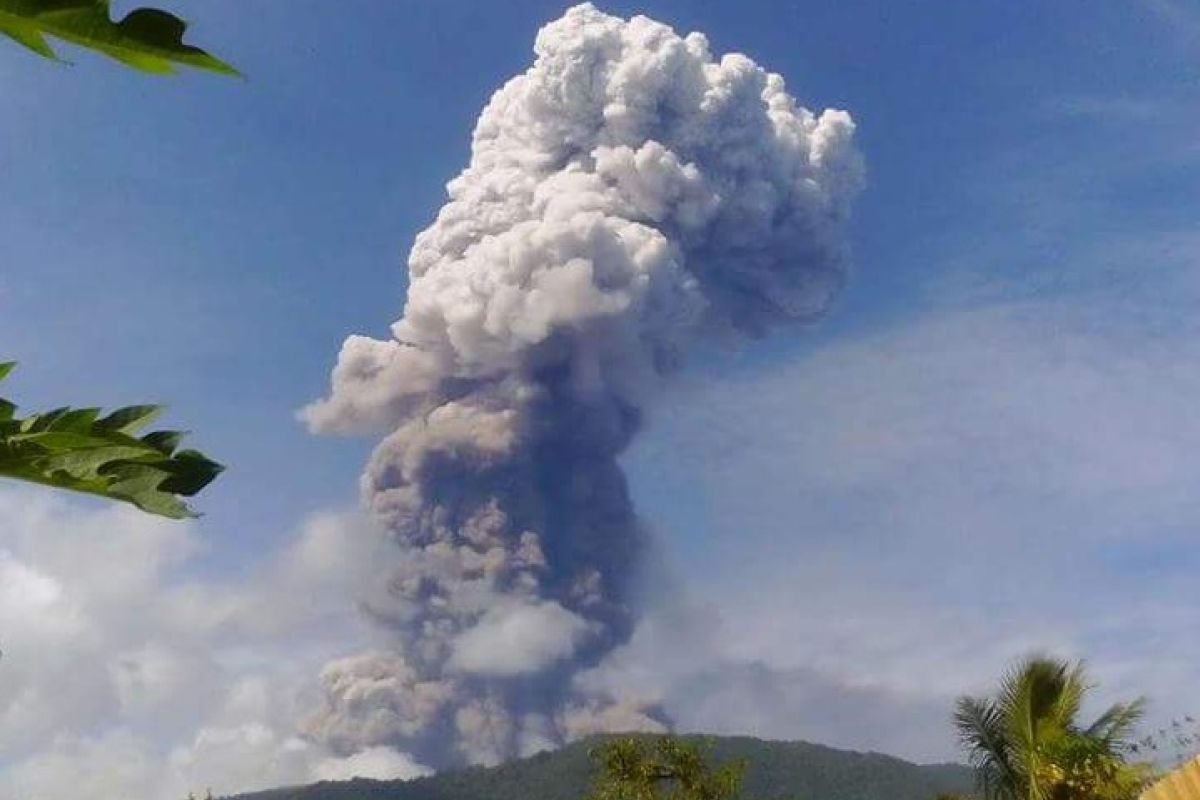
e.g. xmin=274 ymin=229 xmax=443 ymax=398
xmin=303 ymin=2 xmax=862 ymax=769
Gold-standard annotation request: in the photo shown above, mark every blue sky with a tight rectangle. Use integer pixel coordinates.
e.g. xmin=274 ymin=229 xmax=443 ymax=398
xmin=1 ymin=0 xmax=1199 ymax=796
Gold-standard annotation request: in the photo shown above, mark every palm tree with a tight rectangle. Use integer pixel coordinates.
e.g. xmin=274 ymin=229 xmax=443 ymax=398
xmin=953 ymin=655 xmax=1151 ymax=800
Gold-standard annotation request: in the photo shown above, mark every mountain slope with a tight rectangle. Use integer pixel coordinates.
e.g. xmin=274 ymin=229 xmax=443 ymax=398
xmin=230 ymin=734 xmax=974 ymax=800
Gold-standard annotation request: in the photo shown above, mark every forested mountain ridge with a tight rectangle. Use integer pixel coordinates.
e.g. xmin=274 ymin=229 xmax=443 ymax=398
xmin=228 ymin=734 xmax=974 ymax=800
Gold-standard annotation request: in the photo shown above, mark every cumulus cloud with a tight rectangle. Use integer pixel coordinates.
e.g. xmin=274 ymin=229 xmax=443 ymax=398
xmin=0 ymin=488 xmax=426 ymax=799
xmin=303 ymin=2 xmax=860 ymax=768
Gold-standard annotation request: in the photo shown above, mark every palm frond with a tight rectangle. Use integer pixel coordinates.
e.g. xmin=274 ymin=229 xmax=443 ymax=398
xmin=995 ymin=656 xmax=1084 ymax=800
xmin=1049 ymin=660 xmax=1087 ymax=732
xmin=1085 ymin=697 xmax=1147 ymax=750
xmin=961 ymin=654 xmax=1148 ymax=800
xmin=955 ymin=695 xmax=1019 ymax=800
xmin=999 ymin=657 xmax=1081 ymax=742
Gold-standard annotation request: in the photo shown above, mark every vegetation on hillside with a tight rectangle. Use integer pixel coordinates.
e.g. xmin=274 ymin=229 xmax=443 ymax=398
xmin=227 ymin=734 xmax=974 ymax=800
xmin=585 ymin=736 xmax=746 ymax=800
xmin=222 ymin=654 xmax=1180 ymax=800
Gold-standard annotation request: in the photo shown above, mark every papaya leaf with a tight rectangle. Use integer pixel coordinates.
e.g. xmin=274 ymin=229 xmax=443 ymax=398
xmin=141 ymin=429 xmax=185 ymax=455
xmin=0 ymin=362 xmax=223 ymax=519
xmin=96 ymin=404 xmax=161 ymax=435
xmin=0 ymin=0 xmax=239 ymax=76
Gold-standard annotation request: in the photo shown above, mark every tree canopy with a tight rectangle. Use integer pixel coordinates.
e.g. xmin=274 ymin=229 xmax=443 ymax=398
xmin=954 ymin=655 xmax=1154 ymax=800
xmin=586 ymin=736 xmax=747 ymax=800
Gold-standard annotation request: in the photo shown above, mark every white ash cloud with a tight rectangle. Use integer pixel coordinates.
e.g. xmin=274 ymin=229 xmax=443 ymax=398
xmin=312 ymin=746 xmax=432 ymax=782
xmin=449 ymin=599 xmax=593 ymax=677
xmin=303 ymin=2 xmax=861 ymax=768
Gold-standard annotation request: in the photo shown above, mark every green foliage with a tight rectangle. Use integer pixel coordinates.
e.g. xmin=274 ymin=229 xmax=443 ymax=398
xmin=0 ymin=362 xmax=223 ymax=518
xmin=1036 ymin=733 xmax=1153 ymax=800
xmin=953 ymin=655 xmax=1153 ymax=800
xmin=586 ymin=736 xmax=746 ymax=800
xmin=0 ymin=0 xmax=237 ymax=74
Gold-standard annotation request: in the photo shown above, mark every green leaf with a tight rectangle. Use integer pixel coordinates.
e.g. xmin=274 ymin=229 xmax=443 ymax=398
xmin=0 ymin=0 xmax=239 ymax=76
xmin=96 ymin=404 xmax=161 ymax=435
xmin=0 ymin=360 xmax=224 ymax=519
xmin=48 ymin=407 xmax=102 ymax=431
xmin=0 ymin=17 xmax=55 ymax=58
xmin=141 ymin=429 xmax=185 ymax=455
xmin=155 ymin=448 xmax=223 ymax=496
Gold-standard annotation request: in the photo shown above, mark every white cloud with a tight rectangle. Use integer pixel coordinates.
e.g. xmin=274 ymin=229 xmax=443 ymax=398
xmin=0 ymin=488 xmax=426 ymax=799
xmin=449 ymin=600 xmax=592 ymax=677
xmin=3 ymin=730 xmax=167 ymax=800
xmin=313 ymin=746 xmax=433 ymax=782
xmin=0 ymin=551 xmax=63 ymax=624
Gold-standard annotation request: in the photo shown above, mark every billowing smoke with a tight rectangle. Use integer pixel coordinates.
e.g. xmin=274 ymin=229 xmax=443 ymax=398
xmin=302 ymin=2 xmax=862 ymax=769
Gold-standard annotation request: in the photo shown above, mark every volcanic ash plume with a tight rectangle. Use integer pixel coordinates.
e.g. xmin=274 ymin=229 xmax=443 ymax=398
xmin=302 ymin=2 xmax=862 ymax=769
